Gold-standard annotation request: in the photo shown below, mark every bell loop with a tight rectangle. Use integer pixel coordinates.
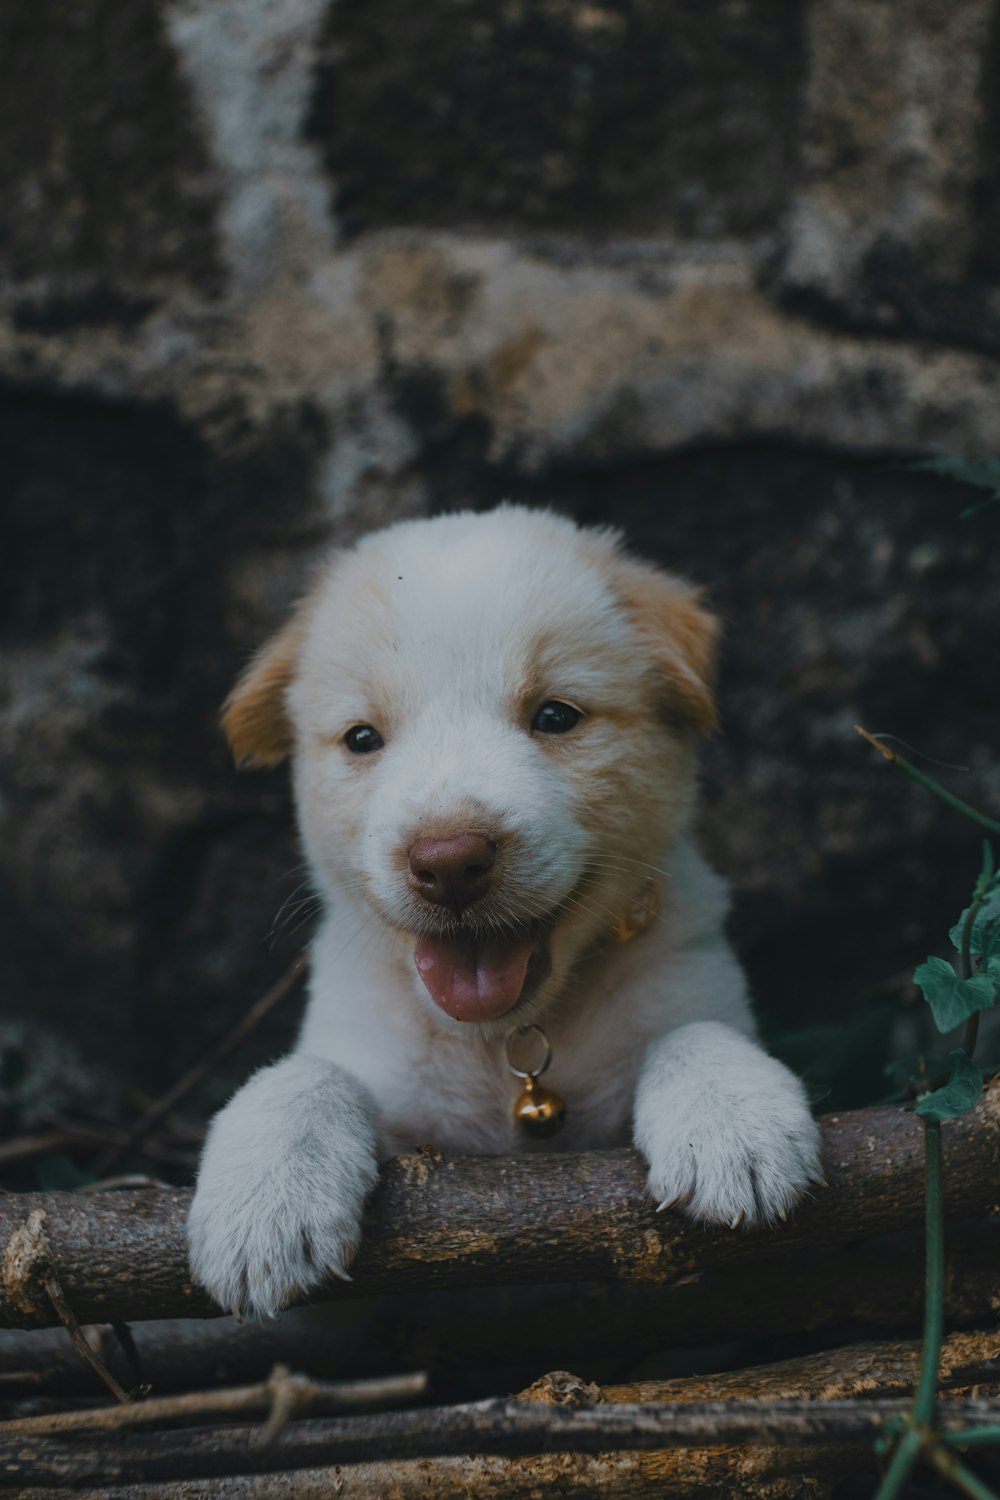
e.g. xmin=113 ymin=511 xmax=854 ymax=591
xmin=507 ymin=1024 xmax=566 ymax=1138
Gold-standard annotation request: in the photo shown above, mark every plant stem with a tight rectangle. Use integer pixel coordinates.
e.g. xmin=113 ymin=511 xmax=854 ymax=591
xmin=928 ymin=1437 xmax=1000 ymax=1500
xmin=913 ymin=1120 xmax=945 ymax=1430
xmin=873 ymin=1423 xmax=925 ymax=1500
xmin=960 ymin=896 xmax=983 ymax=1057
xmin=854 ymin=728 xmax=1000 ymax=836
xmin=944 ymin=1428 xmax=1000 ymax=1451
xmin=871 ymin=1118 xmax=945 ymax=1500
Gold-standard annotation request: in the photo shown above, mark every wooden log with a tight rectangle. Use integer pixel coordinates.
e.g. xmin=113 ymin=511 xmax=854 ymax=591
xmin=2 ymin=1081 xmax=999 ymax=1331
xmin=4 ymin=1221 xmax=1000 ymax=1396
xmin=3 ymin=1333 xmax=1000 ymax=1493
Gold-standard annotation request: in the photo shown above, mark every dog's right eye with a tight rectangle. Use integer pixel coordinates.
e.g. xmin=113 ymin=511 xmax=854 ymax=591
xmin=344 ymin=724 xmax=385 ymax=754
xmin=531 ymin=700 xmax=583 ymax=734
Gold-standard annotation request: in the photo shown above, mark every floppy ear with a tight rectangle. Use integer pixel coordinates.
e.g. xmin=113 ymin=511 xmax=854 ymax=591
xmin=221 ymin=615 xmax=306 ymax=769
xmin=610 ymin=556 xmax=721 ymax=737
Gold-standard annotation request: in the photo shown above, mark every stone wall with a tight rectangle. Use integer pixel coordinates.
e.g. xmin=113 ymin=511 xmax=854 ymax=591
xmin=1 ymin=0 xmax=998 ymax=1118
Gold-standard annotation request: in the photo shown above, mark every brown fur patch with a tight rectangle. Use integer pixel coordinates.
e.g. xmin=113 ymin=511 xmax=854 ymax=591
xmin=221 ymin=616 xmax=306 ymax=768
xmin=607 ymin=556 xmax=721 ymax=737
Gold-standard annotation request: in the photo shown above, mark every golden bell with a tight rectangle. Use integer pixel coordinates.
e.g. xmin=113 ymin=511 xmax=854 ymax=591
xmin=513 ymin=1074 xmax=567 ymax=1139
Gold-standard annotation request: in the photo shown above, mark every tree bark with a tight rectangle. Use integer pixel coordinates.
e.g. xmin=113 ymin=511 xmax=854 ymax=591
xmin=2 ymin=1081 xmax=1000 ymax=1330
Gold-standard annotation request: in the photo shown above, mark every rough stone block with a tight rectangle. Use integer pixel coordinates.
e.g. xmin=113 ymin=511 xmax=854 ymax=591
xmin=307 ymin=0 xmax=803 ymax=237
xmin=0 ymin=0 xmax=221 ymax=323
xmin=781 ymin=0 xmax=1000 ymax=352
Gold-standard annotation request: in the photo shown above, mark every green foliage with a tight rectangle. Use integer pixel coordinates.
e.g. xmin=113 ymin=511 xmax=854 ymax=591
xmin=32 ymin=1153 xmax=95 ymax=1192
xmin=949 ymin=886 xmax=1000 ymax=972
xmin=912 ymin=955 xmax=998 ymax=1032
xmin=767 ymin=1001 xmax=898 ymax=1112
xmin=850 ymin=480 xmax=1000 ymax=1499
xmin=883 ymin=1050 xmax=953 ymax=1098
xmin=906 ymin=457 xmax=1000 ymax=518
xmin=915 ymin=1049 xmax=983 ymax=1122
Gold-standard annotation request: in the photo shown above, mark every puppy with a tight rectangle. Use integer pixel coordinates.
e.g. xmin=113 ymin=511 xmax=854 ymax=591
xmin=188 ymin=507 xmax=821 ymax=1320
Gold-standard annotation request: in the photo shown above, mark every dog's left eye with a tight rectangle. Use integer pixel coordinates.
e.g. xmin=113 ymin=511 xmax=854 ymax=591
xmin=532 ymin=700 xmax=582 ymax=735
xmin=344 ymin=724 xmax=385 ymax=754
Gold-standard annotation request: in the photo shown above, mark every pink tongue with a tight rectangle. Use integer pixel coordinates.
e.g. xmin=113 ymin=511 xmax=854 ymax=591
xmin=414 ymin=932 xmax=535 ymax=1021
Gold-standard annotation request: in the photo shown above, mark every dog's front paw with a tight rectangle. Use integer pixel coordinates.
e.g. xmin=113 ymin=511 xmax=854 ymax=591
xmin=187 ymin=1056 xmax=379 ymax=1320
xmin=188 ymin=1166 xmax=366 ymax=1322
xmin=634 ymin=1022 xmax=823 ymax=1229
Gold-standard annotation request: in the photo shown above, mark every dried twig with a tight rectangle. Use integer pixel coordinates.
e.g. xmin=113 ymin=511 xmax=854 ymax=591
xmin=0 ymin=1367 xmax=428 ymax=1437
xmin=92 ymin=951 xmax=308 ymax=1178
xmin=0 ymin=1126 xmax=195 ymax=1172
xmin=109 ymin=1321 xmax=146 ymax=1393
xmin=0 ymin=1132 xmax=92 ymax=1167
xmin=81 ymin=1176 xmax=172 ymax=1194
xmin=43 ymin=1279 xmax=130 ymax=1405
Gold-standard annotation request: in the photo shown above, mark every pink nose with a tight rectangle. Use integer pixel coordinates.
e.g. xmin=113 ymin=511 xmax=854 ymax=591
xmin=407 ymin=833 xmax=497 ymax=915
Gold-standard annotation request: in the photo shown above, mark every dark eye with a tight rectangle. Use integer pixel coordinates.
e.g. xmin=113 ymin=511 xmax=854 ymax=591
xmin=344 ymin=724 xmax=384 ymax=754
xmin=531 ymin=700 xmax=582 ymax=735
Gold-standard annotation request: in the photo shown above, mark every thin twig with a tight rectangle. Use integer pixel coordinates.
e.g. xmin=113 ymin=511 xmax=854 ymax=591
xmin=0 ymin=1125 xmax=196 ymax=1170
xmin=110 ymin=1321 xmax=146 ymax=1393
xmin=854 ymin=726 xmax=1000 ymax=836
xmin=92 ymin=950 xmax=308 ymax=1176
xmin=81 ymin=1174 xmax=172 ymax=1193
xmin=43 ymin=1277 xmax=130 ymax=1405
xmin=259 ymin=1364 xmax=297 ymax=1446
xmin=0 ymin=1131 xmax=90 ymax=1166
xmin=0 ymin=1368 xmax=428 ymax=1436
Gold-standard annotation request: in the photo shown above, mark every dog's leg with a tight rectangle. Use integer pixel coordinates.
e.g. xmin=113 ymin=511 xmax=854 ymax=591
xmin=634 ymin=1019 xmax=822 ymax=1228
xmin=187 ymin=1055 xmax=379 ymax=1320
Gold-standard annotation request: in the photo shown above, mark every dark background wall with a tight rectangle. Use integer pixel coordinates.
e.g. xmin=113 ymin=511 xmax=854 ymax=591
xmin=1 ymin=0 xmax=999 ymax=1136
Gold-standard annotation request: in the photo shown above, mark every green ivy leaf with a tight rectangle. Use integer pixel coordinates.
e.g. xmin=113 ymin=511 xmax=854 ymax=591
xmin=949 ymin=887 xmax=1000 ymax=967
xmin=913 ymin=955 xmax=998 ymax=1031
xmin=915 ymin=1049 xmax=983 ymax=1121
xmin=906 ymin=457 xmax=1000 ymax=518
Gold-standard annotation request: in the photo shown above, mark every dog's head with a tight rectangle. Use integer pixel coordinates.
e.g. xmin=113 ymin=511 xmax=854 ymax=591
xmin=224 ymin=508 xmax=719 ymax=1035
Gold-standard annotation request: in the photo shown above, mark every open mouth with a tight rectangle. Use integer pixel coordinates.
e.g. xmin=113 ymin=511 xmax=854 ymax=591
xmin=413 ymin=922 xmax=551 ymax=1023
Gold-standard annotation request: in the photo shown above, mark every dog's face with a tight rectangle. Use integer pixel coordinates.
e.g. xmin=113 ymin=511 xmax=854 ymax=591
xmin=224 ymin=509 xmax=718 ymax=1036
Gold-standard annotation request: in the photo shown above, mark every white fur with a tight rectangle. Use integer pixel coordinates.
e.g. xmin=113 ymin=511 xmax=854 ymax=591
xmin=189 ymin=508 xmax=822 ymax=1318
xmin=187 ymin=1057 xmax=378 ymax=1317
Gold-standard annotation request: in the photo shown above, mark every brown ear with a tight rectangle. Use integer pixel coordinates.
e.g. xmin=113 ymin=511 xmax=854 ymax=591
xmin=221 ymin=616 xmax=305 ymax=769
xmin=610 ymin=556 xmax=721 ymax=737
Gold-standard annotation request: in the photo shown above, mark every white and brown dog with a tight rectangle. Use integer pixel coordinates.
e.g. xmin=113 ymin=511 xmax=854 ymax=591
xmin=188 ymin=507 xmax=822 ymax=1319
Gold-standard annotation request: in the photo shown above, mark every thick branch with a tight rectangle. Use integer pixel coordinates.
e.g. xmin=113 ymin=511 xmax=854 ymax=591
xmin=2 ymin=1082 xmax=999 ymax=1330
xmin=4 ymin=1223 xmax=1000 ymax=1395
